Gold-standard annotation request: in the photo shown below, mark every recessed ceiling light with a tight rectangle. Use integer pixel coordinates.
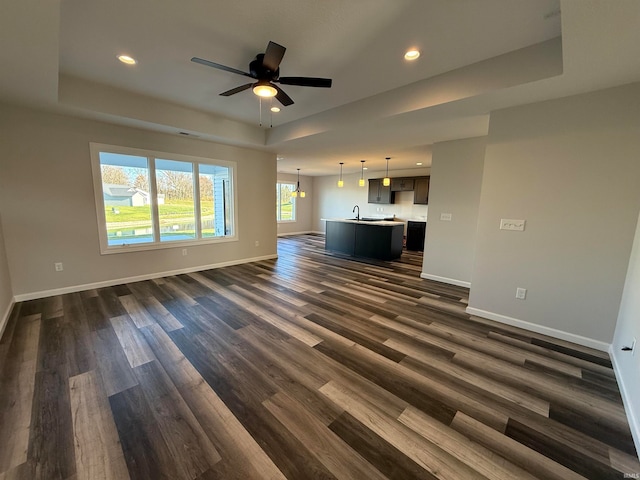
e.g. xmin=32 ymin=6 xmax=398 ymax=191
xmin=117 ymin=55 xmax=137 ymax=65
xmin=416 ymin=162 xmax=423 ymax=166
xmin=270 ymin=106 xmax=281 ymax=113
xmin=363 ymin=167 xmax=368 ymax=170
xmin=404 ymin=49 xmax=420 ymax=61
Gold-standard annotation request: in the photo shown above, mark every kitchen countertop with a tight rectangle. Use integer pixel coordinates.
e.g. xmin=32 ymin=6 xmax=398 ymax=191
xmin=322 ymin=218 xmax=405 ymax=226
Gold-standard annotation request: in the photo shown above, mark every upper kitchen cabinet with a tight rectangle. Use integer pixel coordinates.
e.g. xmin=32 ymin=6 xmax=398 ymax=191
xmin=368 ymin=179 xmax=393 ymax=204
xmin=413 ymin=177 xmax=430 ymax=204
xmin=390 ymin=177 xmax=415 ymax=192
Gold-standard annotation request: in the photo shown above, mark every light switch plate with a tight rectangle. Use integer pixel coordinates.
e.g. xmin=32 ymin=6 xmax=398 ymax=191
xmin=440 ymin=213 xmax=452 ymax=221
xmin=500 ymin=219 xmax=526 ymax=231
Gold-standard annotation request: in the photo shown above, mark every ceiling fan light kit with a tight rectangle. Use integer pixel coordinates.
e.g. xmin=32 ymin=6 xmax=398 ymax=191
xmin=253 ymin=81 xmax=277 ymax=97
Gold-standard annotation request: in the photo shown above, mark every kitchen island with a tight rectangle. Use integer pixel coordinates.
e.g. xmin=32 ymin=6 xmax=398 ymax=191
xmin=323 ymin=218 xmax=405 ymax=261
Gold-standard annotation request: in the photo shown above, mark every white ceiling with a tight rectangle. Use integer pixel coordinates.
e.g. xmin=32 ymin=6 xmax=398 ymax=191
xmin=2 ymin=0 xmax=640 ymax=176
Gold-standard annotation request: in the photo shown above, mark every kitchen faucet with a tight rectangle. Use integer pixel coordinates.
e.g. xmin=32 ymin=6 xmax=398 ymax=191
xmin=352 ymin=204 xmax=360 ymax=221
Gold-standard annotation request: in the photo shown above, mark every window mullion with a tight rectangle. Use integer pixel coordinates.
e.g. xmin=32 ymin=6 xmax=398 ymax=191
xmin=148 ymin=157 xmax=161 ymax=242
xmin=194 ymin=163 xmax=202 ymax=239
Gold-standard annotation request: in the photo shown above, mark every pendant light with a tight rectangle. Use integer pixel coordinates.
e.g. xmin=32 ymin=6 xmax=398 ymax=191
xmin=383 ymin=157 xmax=391 ymax=187
xmin=292 ymin=168 xmax=305 ymax=198
xmin=359 ymin=160 xmax=366 ymax=187
xmin=337 ymin=162 xmax=344 ymax=188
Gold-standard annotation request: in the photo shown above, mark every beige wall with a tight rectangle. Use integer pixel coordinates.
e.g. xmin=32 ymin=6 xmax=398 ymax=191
xmin=422 ymin=137 xmax=485 ymax=286
xmin=612 ymin=209 xmax=640 ymax=452
xmin=312 ymin=167 xmax=431 ymax=233
xmin=467 ymin=82 xmax=640 ymax=348
xmin=277 ymin=172 xmax=314 ymax=235
xmin=0 ymin=210 xmax=13 ymax=337
xmin=0 ymin=104 xmax=277 ymax=299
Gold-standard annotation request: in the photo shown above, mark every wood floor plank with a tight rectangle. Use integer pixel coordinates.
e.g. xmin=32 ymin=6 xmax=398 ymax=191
xmin=452 ymin=352 xmax=630 ymax=436
xmin=109 ymin=315 xmax=155 ymax=368
xmin=319 ymin=380 xmax=485 ymax=480
xmin=133 ymin=361 xmax=222 ymax=479
xmin=0 ymin=313 xmax=41 ymax=473
xmin=109 ymin=384 xmax=181 ymax=480
xmin=69 ymin=370 xmax=130 ymax=480
xmin=138 ymin=296 xmax=184 ymax=331
xmin=328 ymin=412 xmax=439 ymax=480
xmin=449 ymin=411 xmax=587 ymax=480
xmin=91 ymin=326 xmax=138 ymax=397
xmin=398 ymin=406 xmax=538 ymax=480
xmin=118 ymin=295 xmax=156 ymax=329
xmin=385 ymin=337 xmax=550 ymax=417
xmin=168 ymin=329 xmax=339 ymax=480
xmin=263 ymin=391 xmax=388 ymax=480
xmin=28 ymin=370 xmax=76 ymax=479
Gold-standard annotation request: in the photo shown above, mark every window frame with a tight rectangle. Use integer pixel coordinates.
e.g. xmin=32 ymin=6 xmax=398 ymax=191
xmin=276 ymin=181 xmax=297 ymax=223
xmin=90 ymin=142 xmax=238 ymax=255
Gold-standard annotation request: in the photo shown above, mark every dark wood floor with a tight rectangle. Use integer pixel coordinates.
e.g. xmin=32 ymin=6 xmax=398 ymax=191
xmin=0 ymin=233 xmax=638 ymax=479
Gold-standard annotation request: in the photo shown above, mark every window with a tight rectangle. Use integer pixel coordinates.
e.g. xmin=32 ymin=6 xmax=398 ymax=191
xmin=276 ymin=182 xmax=296 ymax=222
xmin=90 ymin=143 xmax=236 ymax=254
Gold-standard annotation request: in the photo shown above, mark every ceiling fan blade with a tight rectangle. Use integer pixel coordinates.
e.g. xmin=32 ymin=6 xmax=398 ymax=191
xmin=263 ymin=41 xmax=286 ymax=72
xmin=274 ymin=85 xmax=294 ymax=106
xmin=220 ymin=83 xmax=253 ymax=96
xmin=277 ymin=77 xmax=332 ymax=88
xmin=191 ymin=57 xmax=253 ymax=78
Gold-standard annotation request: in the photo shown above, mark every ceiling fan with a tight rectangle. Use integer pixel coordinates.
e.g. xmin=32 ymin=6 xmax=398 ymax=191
xmin=191 ymin=41 xmax=332 ymax=107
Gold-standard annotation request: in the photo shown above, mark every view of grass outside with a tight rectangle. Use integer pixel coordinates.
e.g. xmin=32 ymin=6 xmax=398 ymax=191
xmin=100 ymin=154 xmax=220 ymax=245
xmin=277 ymin=182 xmax=296 ymax=221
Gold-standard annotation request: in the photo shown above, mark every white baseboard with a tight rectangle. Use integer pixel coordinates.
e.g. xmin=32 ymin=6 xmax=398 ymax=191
xmin=465 ymin=307 xmax=610 ymax=352
xmin=277 ymin=230 xmax=314 ymax=237
xmin=420 ymin=273 xmax=471 ymax=288
xmin=0 ymin=298 xmax=15 ymax=340
xmin=14 ymin=254 xmax=279 ymax=302
xmin=609 ymin=346 xmax=640 ymax=460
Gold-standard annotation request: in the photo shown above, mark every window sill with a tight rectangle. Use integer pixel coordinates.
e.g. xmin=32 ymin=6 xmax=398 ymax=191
xmin=100 ymin=235 xmax=238 ymax=255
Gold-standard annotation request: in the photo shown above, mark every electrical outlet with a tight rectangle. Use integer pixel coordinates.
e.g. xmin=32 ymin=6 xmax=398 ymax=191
xmin=516 ymin=287 xmax=527 ymax=300
xmin=54 ymin=262 xmax=64 ymax=272
xmin=440 ymin=213 xmax=452 ymax=221
xmin=500 ymin=219 xmax=526 ymax=231
xmin=255 ymin=240 xmax=260 ymax=247
xmin=182 ymin=248 xmax=187 ymax=256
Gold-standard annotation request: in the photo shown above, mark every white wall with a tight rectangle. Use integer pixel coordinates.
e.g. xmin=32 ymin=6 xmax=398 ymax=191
xmin=611 ymin=210 xmax=640 ymax=454
xmin=422 ymin=137 xmax=486 ymax=287
xmin=0 ymin=104 xmax=277 ymax=299
xmin=0 ymin=210 xmax=14 ymax=338
xmin=467 ymin=82 xmax=640 ymax=349
xmin=277 ymin=172 xmax=314 ymax=235
xmin=312 ymin=168 xmax=430 ymax=233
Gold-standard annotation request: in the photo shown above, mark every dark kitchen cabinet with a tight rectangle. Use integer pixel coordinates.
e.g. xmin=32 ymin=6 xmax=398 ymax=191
xmin=368 ymin=179 xmax=393 ymax=204
xmin=325 ymin=220 xmax=404 ymax=260
xmin=391 ymin=177 xmax=415 ymax=192
xmin=413 ymin=176 xmax=430 ymax=204
xmin=406 ymin=221 xmax=426 ymax=251
xmin=325 ymin=221 xmax=356 ymax=255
